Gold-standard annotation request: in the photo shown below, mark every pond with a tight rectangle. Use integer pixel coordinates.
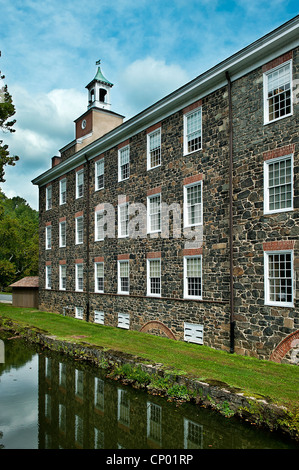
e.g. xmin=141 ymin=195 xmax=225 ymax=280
xmin=0 ymin=332 xmax=298 ymax=450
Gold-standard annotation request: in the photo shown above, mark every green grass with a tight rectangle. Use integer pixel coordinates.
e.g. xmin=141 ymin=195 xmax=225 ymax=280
xmin=0 ymin=303 xmax=298 ymax=410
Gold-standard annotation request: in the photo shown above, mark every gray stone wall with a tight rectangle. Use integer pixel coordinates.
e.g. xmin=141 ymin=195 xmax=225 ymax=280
xmin=38 ymin=46 xmax=298 ymax=360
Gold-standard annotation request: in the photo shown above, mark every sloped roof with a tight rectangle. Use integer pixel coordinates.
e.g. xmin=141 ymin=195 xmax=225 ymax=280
xmin=10 ymin=277 xmax=39 ymax=288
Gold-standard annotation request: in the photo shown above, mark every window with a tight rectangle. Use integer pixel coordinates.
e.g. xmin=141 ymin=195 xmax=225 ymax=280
xmin=76 ymin=216 xmax=83 ymax=244
xmin=59 ymin=221 xmax=66 ymax=247
xmin=75 ymin=307 xmax=84 ymax=320
xmin=94 ymin=310 xmax=104 ymax=325
xmin=76 ymin=263 xmax=83 ymax=291
xmin=46 ymin=265 xmax=52 ymax=289
xmin=46 ymin=186 xmax=52 ymax=210
xmin=184 ymin=256 xmax=202 ymax=299
xmin=95 ymin=210 xmax=105 ymax=241
xmin=95 ymin=159 xmax=104 ymax=191
xmin=118 ymin=203 xmax=129 ymax=238
xmin=147 ymin=194 xmax=161 ymax=233
xmin=95 ymin=262 xmax=104 ymax=293
xmin=60 ymin=178 xmax=67 ymax=205
xmin=46 ymin=225 xmax=52 ymax=250
xmin=118 ymin=260 xmax=129 ymax=294
xmin=184 ymin=182 xmax=202 ymax=227
xmin=184 ymin=323 xmax=203 ymax=344
xmin=184 ymin=108 xmax=202 ymax=154
xmin=118 ymin=313 xmax=130 ymax=330
xmin=264 ymin=155 xmax=293 ymax=214
xmin=264 ymin=251 xmax=293 ymax=307
xmin=118 ymin=145 xmax=130 ymax=181
xmin=264 ymin=61 xmax=292 ymax=123
xmin=147 ymin=258 xmax=161 ymax=297
xmin=147 ymin=128 xmax=161 ymax=170
xmin=59 ymin=265 xmax=66 ymax=290
xmin=76 ymin=169 xmax=84 ymax=198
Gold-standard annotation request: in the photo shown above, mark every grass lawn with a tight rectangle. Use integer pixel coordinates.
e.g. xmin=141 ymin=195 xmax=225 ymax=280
xmin=0 ymin=303 xmax=298 ymax=410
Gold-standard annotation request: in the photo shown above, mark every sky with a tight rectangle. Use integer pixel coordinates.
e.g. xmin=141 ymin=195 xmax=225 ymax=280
xmin=0 ymin=0 xmax=298 ymax=211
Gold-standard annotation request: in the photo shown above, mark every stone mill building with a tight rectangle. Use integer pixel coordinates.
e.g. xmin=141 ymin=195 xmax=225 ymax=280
xmin=32 ymin=17 xmax=299 ymax=363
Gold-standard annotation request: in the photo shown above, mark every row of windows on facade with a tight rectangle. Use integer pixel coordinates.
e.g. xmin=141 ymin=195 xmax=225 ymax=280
xmin=45 ymin=60 xmax=293 ymax=211
xmin=45 ymin=249 xmax=294 ymax=308
xmin=45 ymin=151 xmax=294 ymax=249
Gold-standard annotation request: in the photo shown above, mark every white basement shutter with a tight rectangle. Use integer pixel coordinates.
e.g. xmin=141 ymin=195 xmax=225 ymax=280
xmin=118 ymin=313 xmax=130 ymax=330
xmin=184 ymin=322 xmax=203 ymax=344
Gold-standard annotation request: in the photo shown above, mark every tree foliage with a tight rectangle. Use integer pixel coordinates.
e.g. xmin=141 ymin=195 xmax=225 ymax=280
xmin=0 ymin=51 xmax=19 ymax=182
xmin=0 ymin=190 xmax=38 ymax=289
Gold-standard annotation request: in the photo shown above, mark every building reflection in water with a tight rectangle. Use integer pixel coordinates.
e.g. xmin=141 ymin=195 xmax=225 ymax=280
xmin=38 ymin=353 xmax=205 ymax=450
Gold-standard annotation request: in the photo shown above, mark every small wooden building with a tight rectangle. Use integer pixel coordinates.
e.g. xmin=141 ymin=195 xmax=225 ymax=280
xmin=10 ymin=277 xmax=39 ymax=308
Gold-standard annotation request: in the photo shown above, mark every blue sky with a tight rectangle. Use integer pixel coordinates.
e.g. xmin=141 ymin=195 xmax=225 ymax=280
xmin=0 ymin=0 xmax=298 ymax=210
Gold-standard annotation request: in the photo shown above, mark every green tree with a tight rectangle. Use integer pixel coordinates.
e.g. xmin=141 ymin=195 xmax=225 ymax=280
xmin=0 ymin=190 xmax=38 ymax=289
xmin=0 ymin=51 xmax=19 ymax=182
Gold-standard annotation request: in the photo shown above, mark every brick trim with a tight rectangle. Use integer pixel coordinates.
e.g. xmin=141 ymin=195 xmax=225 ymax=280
xmin=183 ymin=100 xmax=202 ymax=114
xmin=75 ymin=211 xmax=83 ymax=218
xmin=75 ymin=258 xmax=84 ymax=264
xmin=95 ymin=203 xmax=104 ymax=212
xmin=118 ymin=139 xmax=130 ymax=149
xmin=75 ymin=164 xmax=84 ymax=172
xmin=59 ymin=216 xmax=66 ymax=222
xmin=263 ymin=240 xmax=295 ymax=251
xmin=94 ymin=256 xmax=104 ymax=262
xmin=146 ymin=122 xmax=161 ymax=134
xmin=263 ymin=145 xmax=295 ymax=161
xmin=262 ymin=51 xmax=293 ymax=72
xmin=147 ymin=252 xmax=161 ymax=259
xmin=46 ymin=182 xmax=52 ymax=187
xmin=118 ymin=254 xmax=130 ymax=260
xmin=94 ymin=153 xmax=105 ymax=162
xmin=45 ymin=221 xmax=52 ymax=226
xmin=140 ymin=320 xmax=176 ymax=340
xmin=183 ymin=174 xmax=203 ymax=186
xmin=183 ymin=247 xmax=203 ymax=256
xmin=59 ymin=175 xmax=67 ymax=180
xmin=46 ymin=261 xmax=51 ymax=266
xmin=147 ymin=186 xmax=161 ymax=196
xmin=118 ymin=195 xmax=129 ymax=204
xmin=59 ymin=259 xmax=66 ymax=265
xmin=270 ymin=330 xmax=299 ymax=363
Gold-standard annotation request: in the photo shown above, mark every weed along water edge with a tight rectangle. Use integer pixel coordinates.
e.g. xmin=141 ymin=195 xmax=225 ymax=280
xmin=0 ymin=332 xmax=298 ymax=450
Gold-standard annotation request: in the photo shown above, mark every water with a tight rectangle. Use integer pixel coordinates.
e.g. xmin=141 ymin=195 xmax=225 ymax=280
xmin=0 ymin=333 xmax=298 ymax=450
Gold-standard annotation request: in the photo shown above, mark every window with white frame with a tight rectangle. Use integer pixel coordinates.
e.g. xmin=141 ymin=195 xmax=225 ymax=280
xmin=264 ymin=155 xmax=293 ymax=214
xmin=184 ymin=181 xmax=202 ymax=227
xmin=147 ymin=194 xmax=161 ymax=233
xmin=59 ymin=178 xmax=67 ymax=205
xmin=184 ymin=256 xmax=202 ymax=299
xmin=76 ymin=216 xmax=83 ymax=244
xmin=46 ymin=186 xmax=52 ymax=210
xmin=76 ymin=263 xmax=84 ymax=291
xmin=118 ymin=145 xmax=130 ymax=181
xmin=95 ymin=159 xmax=104 ymax=191
xmin=94 ymin=310 xmax=104 ymax=325
xmin=95 ymin=210 xmax=105 ymax=241
xmin=184 ymin=108 xmax=202 ymax=154
xmin=76 ymin=169 xmax=84 ymax=198
xmin=75 ymin=307 xmax=84 ymax=320
xmin=46 ymin=265 xmax=52 ymax=289
xmin=147 ymin=258 xmax=161 ymax=297
xmin=46 ymin=225 xmax=52 ymax=250
xmin=118 ymin=202 xmax=129 ymax=238
xmin=59 ymin=220 xmax=66 ymax=247
xmin=118 ymin=260 xmax=129 ymax=294
xmin=95 ymin=262 xmax=104 ymax=292
xmin=264 ymin=250 xmax=293 ymax=307
xmin=147 ymin=128 xmax=161 ymax=170
xmin=59 ymin=264 xmax=66 ymax=290
xmin=264 ymin=61 xmax=292 ymax=124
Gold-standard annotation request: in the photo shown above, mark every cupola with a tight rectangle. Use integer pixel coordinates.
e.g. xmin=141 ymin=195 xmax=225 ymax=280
xmin=86 ymin=60 xmax=113 ymax=111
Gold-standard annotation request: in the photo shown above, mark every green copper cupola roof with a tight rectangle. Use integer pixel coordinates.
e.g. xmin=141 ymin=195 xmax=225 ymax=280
xmin=86 ymin=61 xmax=113 ymax=89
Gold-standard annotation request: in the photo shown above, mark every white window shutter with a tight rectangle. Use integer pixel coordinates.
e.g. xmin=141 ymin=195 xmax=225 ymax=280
xmin=184 ymin=323 xmax=203 ymax=344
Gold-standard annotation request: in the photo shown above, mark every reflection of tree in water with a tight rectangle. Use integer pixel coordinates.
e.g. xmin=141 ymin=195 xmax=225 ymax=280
xmin=0 ymin=334 xmax=34 ymax=375
xmin=0 ymin=431 xmax=4 ymax=449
